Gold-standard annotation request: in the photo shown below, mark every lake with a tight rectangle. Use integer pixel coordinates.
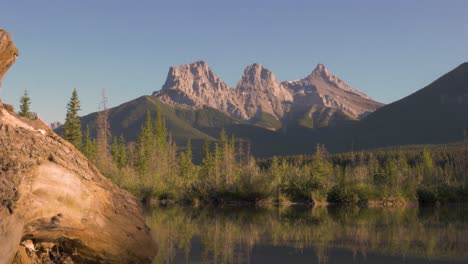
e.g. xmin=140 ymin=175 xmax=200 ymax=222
xmin=145 ymin=205 xmax=468 ymax=264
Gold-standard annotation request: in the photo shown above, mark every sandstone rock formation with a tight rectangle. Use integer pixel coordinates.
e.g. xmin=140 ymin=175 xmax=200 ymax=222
xmin=0 ymin=29 xmax=156 ymax=264
xmin=0 ymin=30 xmax=18 ymax=92
xmin=153 ymin=61 xmax=383 ymax=126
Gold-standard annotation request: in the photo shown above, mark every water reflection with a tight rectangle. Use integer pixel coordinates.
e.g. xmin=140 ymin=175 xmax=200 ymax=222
xmin=145 ymin=206 xmax=468 ymax=264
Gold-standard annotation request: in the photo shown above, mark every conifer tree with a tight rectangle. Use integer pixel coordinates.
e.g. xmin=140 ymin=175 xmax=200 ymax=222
xmin=118 ymin=134 xmax=127 ymax=169
xmin=179 ymin=139 xmax=194 ymax=182
xmin=111 ymin=135 xmax=127 ymax=170
xmin=111 ymin=136 xmax=120 ymax=165
xmin=64 ymin=88 xmax=82 ymax=149
xmin=136 ymin=110 xmax=154 ymax=175
xmin=18 ymin=89 xmax=33 ymax=119
xmin=83 ymin=125 xmax=96 ymax=161
xmin=200 ymin=138 xmax=214 ymax=191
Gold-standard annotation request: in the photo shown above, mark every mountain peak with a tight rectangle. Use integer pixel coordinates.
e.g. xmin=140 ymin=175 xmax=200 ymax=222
xmin=310 ymin=63 xmax=333 ymax=79
xmin=283 ymin=64 xmax=383 ymax=119
xmin=314 ymin=63 xmax=327 ymax=73
xmin=191 ymin=60 xmax=208 ymax=67
xmin=242 ymin=63 xmax=276 ymax=84
xmin=154 ymin=60 xmax=382 ymax=121
xmin=155 ymin=61 xmax=248 ymax=119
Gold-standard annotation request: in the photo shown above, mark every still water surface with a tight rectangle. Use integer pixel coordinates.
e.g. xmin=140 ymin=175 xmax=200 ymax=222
xmin=145 ymin=205 xmax=468 ymax=264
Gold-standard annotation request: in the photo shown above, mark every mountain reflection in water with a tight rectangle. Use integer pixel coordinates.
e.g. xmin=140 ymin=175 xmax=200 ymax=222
xmin=145 ymin=206 xmax=468 ymax=264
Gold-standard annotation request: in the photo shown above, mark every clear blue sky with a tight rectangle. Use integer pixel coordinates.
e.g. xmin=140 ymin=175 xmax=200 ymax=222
xmin=1 ymin=0 xmax=467 ymax=123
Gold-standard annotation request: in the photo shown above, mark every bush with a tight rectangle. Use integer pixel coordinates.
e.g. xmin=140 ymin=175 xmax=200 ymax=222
xmin=417 ymin=186 xmax=438 ymax=204
xmin=327 ymin=186 xmax=359 ymax=204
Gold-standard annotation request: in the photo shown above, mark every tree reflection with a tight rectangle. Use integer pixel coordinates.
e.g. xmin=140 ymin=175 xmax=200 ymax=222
xmin=145 ymin=206 xmax=468 ymax=264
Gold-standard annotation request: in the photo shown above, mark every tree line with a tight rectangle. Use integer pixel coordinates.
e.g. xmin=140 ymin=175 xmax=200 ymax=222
xmin=60 ymin=89 xmax=468 ymax=205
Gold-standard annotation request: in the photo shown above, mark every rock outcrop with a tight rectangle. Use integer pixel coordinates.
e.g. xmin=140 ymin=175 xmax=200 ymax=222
xmin=153 ymin=61 xmax=383 ymax=126
xmin=0 ymin=30 xmax=18 ymax=92
xmin=236 ymin=63 xmax=293 ymax=119
xmin=283 ymin=64 xmax=384 ymax=119
xmin=155 ymin=61 xmax=248 ymax=119
xmin=0 ymin=29 xmax=156 ymax=264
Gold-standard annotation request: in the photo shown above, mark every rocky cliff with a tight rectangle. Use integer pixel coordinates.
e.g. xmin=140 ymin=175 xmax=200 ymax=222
xmin=155 ymin=61 xmax=248 ymax=119
xmin=153 ymin=61 xmax=383 ymax=125
xmin=0 ymin=29 xmax=156 ymax=264
xmin=283 ymin=64 xmax=384 ymax=118
xmin=236 ymin=63 xmax=293 ymax=119
xmin=0 ymin=30 xmax=17 ymax=91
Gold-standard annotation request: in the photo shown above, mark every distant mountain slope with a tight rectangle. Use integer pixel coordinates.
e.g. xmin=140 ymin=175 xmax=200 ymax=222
xmin=74 ymin=95 xmax=280 ymax=160
xmin=79 ymin=96 xmax=216 ymax=143
xmin=61 ymin=62 xmax=467 ymax=159
xmin=353 ymin=62 xmax=468 ymax=148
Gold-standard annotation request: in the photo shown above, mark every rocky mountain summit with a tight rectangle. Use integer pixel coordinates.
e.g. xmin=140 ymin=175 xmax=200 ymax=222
xmin=283 ymin=64 xmax=383 ymax=118
xmin=236 ymin=63 xmax=293 ymax=119
xmin=153 ymin=61 xmax=383 ymax=126
xmin=155 ymin=61 xmax=247 ymax=119
xmin=0 ymin=29 xmax=156 ymax=263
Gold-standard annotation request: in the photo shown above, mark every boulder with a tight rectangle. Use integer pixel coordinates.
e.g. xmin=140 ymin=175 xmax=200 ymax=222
xmin=0 ymin=29 xmax=156 ymax=264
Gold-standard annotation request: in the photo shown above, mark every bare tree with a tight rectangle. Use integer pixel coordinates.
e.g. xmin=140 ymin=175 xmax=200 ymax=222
xmin=96 ymin=89 xmax=111 ymax=169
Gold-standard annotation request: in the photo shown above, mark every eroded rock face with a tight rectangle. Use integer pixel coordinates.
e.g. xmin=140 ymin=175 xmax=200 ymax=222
xmin=155 ymin=61 xmax=248 ymax=119
xmin=153 ymin=61 xmax=383 ymax=124
xmin=283 ymin=64 xmax=384 ymax=119
xmin=0 ymin=30 xmax=17 ymax=92
xmin=0 ymin=29 xmax=156 ymax=264
xmin=236 ymin=63 xmax=293 ymax=119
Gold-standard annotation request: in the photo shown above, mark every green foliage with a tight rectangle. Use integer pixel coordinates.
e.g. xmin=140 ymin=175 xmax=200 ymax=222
xmin=111 ymin=135 xmax=127 ymax=170
xmin=327 ymin=185 xmax=359 ymax=204
xmin=64 ymin=88 xmax=82 ymax=149
xmin=82 ymin=125 xmax=96 ymax=161
xmin=95 ymin=105 xmax=466 ymax=205
xmin=250 ymin=112 xmax=282 ymax=130
xmin=18 ymin=89 xmax=33 ymax=119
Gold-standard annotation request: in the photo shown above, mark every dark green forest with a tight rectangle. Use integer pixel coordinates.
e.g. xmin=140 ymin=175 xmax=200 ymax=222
xmin=78 ymin=108 xmax=468 ymax=206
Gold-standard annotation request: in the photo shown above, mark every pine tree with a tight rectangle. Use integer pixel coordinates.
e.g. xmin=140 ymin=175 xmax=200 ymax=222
xmin=18 ymin=89 xmax=33 ymax=119
xmin=154 ymin=110 xmax=168 ymax=151
xmin=179 ymin=139 xmax=194 ymax=182
xmin=64 ymin=88 xmax=82 ymax=149
xmin=111 ymin=136 xmax=120 ymax=165
xmin=136 ymin=110 xmax=154 ymax=175
xmin=83 ymin=125 xmax=96 ymax=161
xmin=112 ymin=135 xmax=127 ymax=170
xmin=118 ymin=134 xmax=127 ymax=169
xmin=270 ymin=156 xmax=282 ymax=201
xmin=200 ymin=138 xmax=214 ymax=190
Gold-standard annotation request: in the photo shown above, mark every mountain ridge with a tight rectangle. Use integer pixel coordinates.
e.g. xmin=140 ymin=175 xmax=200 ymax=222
xmin=153 ymin=61 xmax=383 ymax=126
xmin=67 ymin=61 xmax=468 ymax=159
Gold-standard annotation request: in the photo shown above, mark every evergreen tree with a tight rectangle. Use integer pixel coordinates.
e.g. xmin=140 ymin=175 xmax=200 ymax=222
xmin=118 ymin=134 xmax=127 ymax=169
xmin=136 ymin=110 xmax=154 ymax=175
xmin=111 ymin=136 xmax=120 ymax=165
xmin=64 ymin=88 xmax=82 ymax=149
xmin=83 ymin=125 xmax=96 ymax=161
xmin=112 ymin=135 xmax=127 ymax=170
xmin=18 ymin=89 xmax=33 ymax=119
xmin=179 ymin=139 xmax=194 ymax=182
xmin=270 ymin=156 xmax=282 ymax=201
